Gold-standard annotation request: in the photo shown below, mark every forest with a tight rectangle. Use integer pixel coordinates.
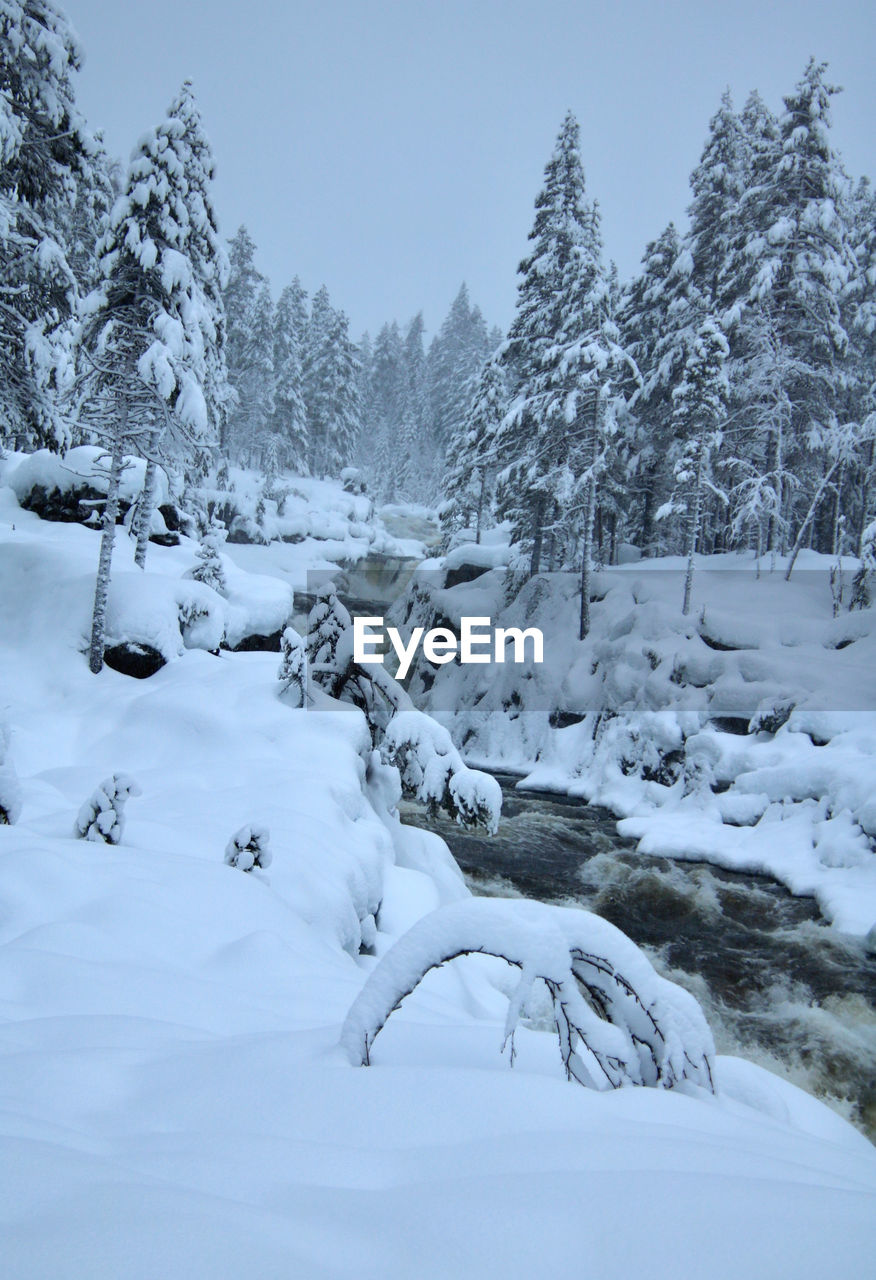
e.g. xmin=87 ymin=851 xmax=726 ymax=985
xmin=2 ymin=2 xmax=874 ymax=632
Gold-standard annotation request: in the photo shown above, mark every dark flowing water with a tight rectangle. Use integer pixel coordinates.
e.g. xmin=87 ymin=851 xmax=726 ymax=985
xmin=401 ymin=774 xmax=876 ymax=1140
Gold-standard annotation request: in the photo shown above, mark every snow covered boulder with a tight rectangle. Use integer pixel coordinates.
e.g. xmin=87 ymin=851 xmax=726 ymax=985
xmin=75 ymin=774 xmax=142 ymax=845
xmin=224 ymin=824 xmax=272 ymax=873
xmin=341 ymin=898 xmax=715 ymax=1092
xmin=7 ymin=447 xmax=168 ymax=527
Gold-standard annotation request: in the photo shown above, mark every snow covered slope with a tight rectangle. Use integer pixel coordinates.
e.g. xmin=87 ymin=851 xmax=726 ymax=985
xmin=1 ymin=484 xmax=874 ymax=1278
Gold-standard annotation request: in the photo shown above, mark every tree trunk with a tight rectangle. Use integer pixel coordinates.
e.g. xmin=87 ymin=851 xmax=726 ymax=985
xmin=134 ymin=439 xmax=160 ymax=570
xmin=89 ymin=439 xmax=126 ymax=674
xmin=579 ymin=472 xmax=596 ymax=640
xmin=530 ymin=493 xmax=545 ymax=577
xmin=475 ymin=470 xmax=486 ymax=545
xmin=785 ymin=459 xmax=841 ymax=581
xmin=856 ymin=440 xmax=874 ymax=556
xmin=682 ymin=437 xmax=706 ymax=616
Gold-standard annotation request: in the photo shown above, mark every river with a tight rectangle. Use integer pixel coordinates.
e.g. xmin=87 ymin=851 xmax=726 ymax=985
xmin=400 ymin=773 xmax=876 ymax=1141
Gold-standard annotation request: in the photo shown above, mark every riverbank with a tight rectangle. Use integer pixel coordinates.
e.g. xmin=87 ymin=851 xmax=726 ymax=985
xmin=401 ymin=775 xmax=876 ymax=1140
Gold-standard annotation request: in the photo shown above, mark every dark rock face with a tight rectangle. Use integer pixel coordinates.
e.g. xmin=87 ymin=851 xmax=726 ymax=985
xmin=710 ymin=716 xmax=752 ymax=736
xmin=549 ymin=709 xmax=586 ymax=729
xmin=20 ymin=484 xmax=107 ymax=524
xmin=444 ymin=562 xmax=489 ymax=589
xmin=226 ymin=630 xmax=283 ymax=653
xmin=103 ymin=643 xmax=166 ymax=679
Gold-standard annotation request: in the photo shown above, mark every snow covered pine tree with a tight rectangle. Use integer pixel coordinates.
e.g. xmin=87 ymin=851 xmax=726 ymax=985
xmin=77 ymin=96 xmax=216 ymax=671
xmin=75 ymin=775 xmax=142 ymax=845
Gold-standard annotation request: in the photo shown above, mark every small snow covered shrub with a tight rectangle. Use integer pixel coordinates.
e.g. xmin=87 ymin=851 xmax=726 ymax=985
xmin=382 ymin=709 xmax=501 ymax=833
xmin=749 ymin=695 xmax=795 ymax=735
xmin=191 ymin=519 xmax=228 ymax=594
xmin=0 ymin=724 xmax=22 ymax=825
xmin=225 ymin=824 xmax=272 ymax=872
xmin=850 ymin=519 xmax=876 ymax=611
xmin=278 ymin=626 xmax=307 ymax=707
xmin=341 ymin=899 xmax=715 ymax=1091
xmin=75 ymin=774 xmax=141 ymax=845
xmin=306 ymin=582 xmax=353 ymax=698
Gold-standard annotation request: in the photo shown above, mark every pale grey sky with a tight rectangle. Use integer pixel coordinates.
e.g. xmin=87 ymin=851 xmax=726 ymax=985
xmin=67 ymin=0 xmax=875 ymax=339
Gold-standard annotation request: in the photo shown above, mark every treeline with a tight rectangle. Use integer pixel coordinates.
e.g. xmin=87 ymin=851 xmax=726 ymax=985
xmin=441 ymin=61 xmax=875 ymax=619
xmin=0 ymin=2 xmax=497 ymax=509
xmin=224 ymin=237 xmax=500 ymax=504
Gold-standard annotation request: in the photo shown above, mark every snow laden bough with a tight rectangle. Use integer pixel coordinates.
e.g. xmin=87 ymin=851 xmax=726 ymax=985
xmin=74 ymin=774 xmax=142 ymax=845
xmin=341 ymin=899 xmax=715 ymax=1092
xmin=381 ymin=709 xmax=502 ymax=834
xmin=224 ymin=824 xmax=273 ymax=873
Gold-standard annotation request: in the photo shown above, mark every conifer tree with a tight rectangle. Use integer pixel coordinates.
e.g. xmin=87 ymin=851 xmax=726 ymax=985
xmin=306 ymin=582 xmax=353 ymax=698
xmin=733 ymin=60 xmax=856 ymax=558
xmin=428 ymin=283 xmax=489 ymax=453
xmin=442 ymin=357 xmax=505 ymax=543
xmin=272 ymin=277 xmax=308 ymax=472
xmin=0 ymin=0 xmax=95 ymax=449
xmin=166 ymin=82 xmax=231 ymax=460
xmin=223 ymin=226 xmax=271 ymax=460
xmin=132 ymin=84 xmax=229 ymax=567
xmin=661 ymin=319 xmax=729 ymax=614
xmin=497 ymin=110 xmax=632 ymax=613
xmin=77 ymin=108 xmax=213 ymax=671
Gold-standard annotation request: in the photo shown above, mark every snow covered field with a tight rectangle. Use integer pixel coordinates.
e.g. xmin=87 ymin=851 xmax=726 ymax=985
xmin=2 ymin=475 xmax=875 ymax=1277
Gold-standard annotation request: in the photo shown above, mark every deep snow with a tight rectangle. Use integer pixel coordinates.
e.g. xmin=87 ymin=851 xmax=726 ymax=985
xmin=1 ymin=470 xmax=875 ymax=1278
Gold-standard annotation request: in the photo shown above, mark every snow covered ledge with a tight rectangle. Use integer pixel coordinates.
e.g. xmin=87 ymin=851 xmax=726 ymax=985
xmin=341 ymin=898 xmax=715 ymax=1092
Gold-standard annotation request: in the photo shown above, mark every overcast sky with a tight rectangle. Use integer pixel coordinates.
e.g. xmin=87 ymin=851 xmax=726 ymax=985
xmin=67 ymin=0 xmax=875 ymax=340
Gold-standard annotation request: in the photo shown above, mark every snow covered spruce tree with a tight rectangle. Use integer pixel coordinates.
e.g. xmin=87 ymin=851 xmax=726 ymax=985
xmin=75 ymin=774 xmax=141 ymax=845
xmin=305 ymin=582 xmax=354 ymax=699
xmin=163 ymin=83 xmax=231 ymax=467
xmin=617 ymin=224 xmax=692 ymax=554
xmin=731 ymin=60 xmax=857 ymax=563
xmin=367 ymin=320 xmax=406 ymax=500
xmin=224 ymin=824 xmax=272 ymax=872
xmin=222 ymin=226 xmax=273 ymax=463
xmin=441 ymin=356 xmax=505 ymax=544
xmin=271 ymin=277 xmax=308 ymax=472
xmin=0 ymin=0 xmax=95 ymax=449
xmin=428 ymin=282 xmax=490 ymax=455
xmin=659 ymin=318 xmax=729 ymax=615
xmin=303 ymin=285 xmax=361 ymax=477
xmin=497 ymin=112 xmax=634 ymax=631
xmin=277 ymin=626 xmax=307 ymax=706
xmin=131 ymin=83 xmax=230 ymax=568
xmin=495 ymin=114 xmax=593 ymax=576
xmin=191 ymin=517 xmax=228 ymax=593
xmin=77 ymin=103 xmax=215 ymax=672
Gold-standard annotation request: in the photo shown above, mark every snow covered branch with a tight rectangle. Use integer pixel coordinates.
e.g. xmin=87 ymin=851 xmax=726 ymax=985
xmin=340 ymin=899 xmax=715 ymax=1092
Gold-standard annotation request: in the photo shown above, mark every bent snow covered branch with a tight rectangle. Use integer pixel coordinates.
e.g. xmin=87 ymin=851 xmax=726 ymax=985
xmin=340 ymin=899 xmax=714 ymax=1091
